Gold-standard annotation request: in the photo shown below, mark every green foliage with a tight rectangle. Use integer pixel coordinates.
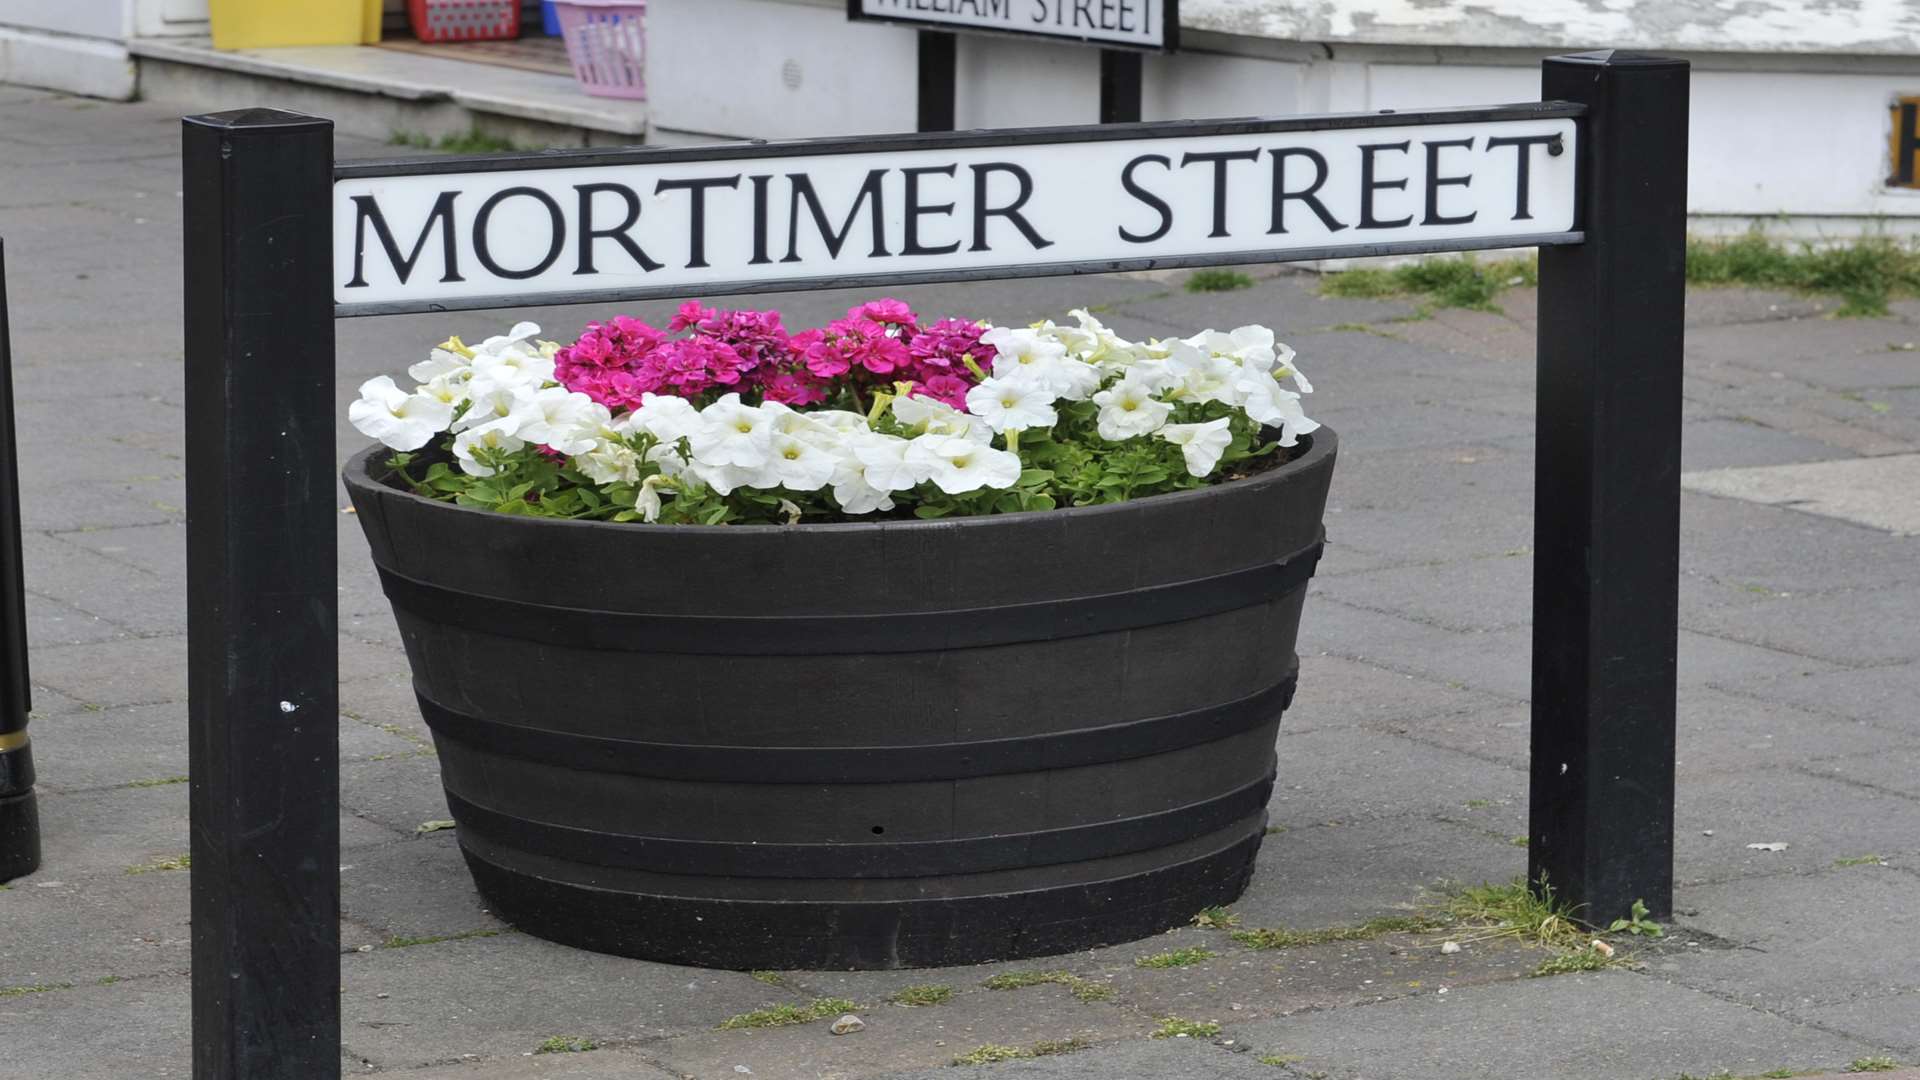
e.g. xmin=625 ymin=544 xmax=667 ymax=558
xmin=380 ymin=928 xmax=502 ymax=949
xmin=124 ymin=775 xmax=188 ymax=788
xmin=1320 ymin=255 xmax=1537 ymax=311
xmin=1231 ymin=915 xmax=1439 ymax=950
xmin=390 ymin=128 xmax=522 ymax=154
xmin=1186 ymin=269 xmax=1256 ymax=293
xmin=1835 ymin=854 xmax=1887 ymax=867
xmin=1151 ymin=1017 xmax=1221 ymax=1039
xmin=748 ymin=970 xmax=786 ymax=986
xmin=1608 ymin=898 xmax=1664 ymax=938
xmin=1441 ymin=877 xmax=1585 ymax=948
xmin=717 ymin=998 xmax=857 ymax=1030
xmin=1685 ymin=232 xmax=1920 ymax=317
xmin=1191 ymin=906 xmax=1241 ymax=929
xmin=1031 ymin=1038 xmax=1091 ymax=1057
xmin=532 ymin=1036 xmax=597 ymax=1055
xmin=1258 ymin=1055 xmax=1302 ymax=1067
xmin=126 ymin=853 xmax=190 ymax=875
xmin=980 ymin=970 xmax=1111 ymax=1002
xmin=1134 ymin=947 xmax=1215 ymax=969
xmin=953 ymin=1045 xmax=1028 ymax=1065
xmin=0 ymin=983 xmax=72 ymax=998
xmin=887 ymin=984 xmax=954 ymax=1007
xmin=1531 ymin=948 xmax=1613 ymax=977
xmin=386 ymin=391 xmax=1283 ymax=527
xmin=1845 ymin=1059 xmax=1902 ymax=1073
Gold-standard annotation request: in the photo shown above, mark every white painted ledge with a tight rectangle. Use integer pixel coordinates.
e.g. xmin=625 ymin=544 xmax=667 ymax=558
xmin=0 ymin=27 xmax=137 ymax=100
xmin=127 ymin=36 xmax=648 ymax=137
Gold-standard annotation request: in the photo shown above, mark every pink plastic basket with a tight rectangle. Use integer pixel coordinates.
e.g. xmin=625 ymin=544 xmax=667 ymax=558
xmin=553 ymin=0 xmax=647 ymax=101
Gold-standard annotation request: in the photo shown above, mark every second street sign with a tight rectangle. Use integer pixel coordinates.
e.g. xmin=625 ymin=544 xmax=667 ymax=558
xmin=848 ymin=0 xmax=1177 ymax=51
xmin=333 ymin=106 xmax=1580 ymax=316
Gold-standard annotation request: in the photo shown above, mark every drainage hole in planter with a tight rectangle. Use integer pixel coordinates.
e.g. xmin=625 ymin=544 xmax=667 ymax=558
xmin=871 ymin=825 xmax=885 ymax=835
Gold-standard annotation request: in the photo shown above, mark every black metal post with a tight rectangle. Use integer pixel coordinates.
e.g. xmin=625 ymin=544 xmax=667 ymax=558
xmin=917 ymin=30 xmax=957 ymax=132
xmin=1530 ymin=51 xmax=1689 ymax=924
xmin=0 ymin=239 xmax=38 ymax=884
xmin=1099 ymin=49 xmax=1143 ymax=124
xmin=183 ymin=109 xmax=340 ymax=1079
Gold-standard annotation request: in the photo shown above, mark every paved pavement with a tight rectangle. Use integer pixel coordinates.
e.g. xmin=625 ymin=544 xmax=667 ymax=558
xmin=2 ymin=86 xmax=1917 ymax=1080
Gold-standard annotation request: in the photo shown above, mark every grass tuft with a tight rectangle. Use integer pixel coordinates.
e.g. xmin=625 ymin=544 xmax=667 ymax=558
xmin=124 ymin=775 xmax=188 ymax=788
xmin=887 ymin=984 xmax=953 ymax=1007
xmin=1231 ymin=914 xmax=1440 ymax=951
xmin=0 ymin=983 xmax=73 ymax=998
xmin=1320 ymin=256 xmax=1536 ymax=311
xmin=1530 ymin=948 xmax=1613 ymax=977
xmin=1686 ymin=232 xmax=1920 ymax=317
xmin=532 ymin=1035 xmax=597 ymax=1055
xmin=1135 ymin=947 xmax=1215 ymax=969
xmin=126 ymin=853 xmax=190 ymax=875
xmin=1440 ymin=877 xmax=1586 ymax=948
xmin=718 ymin=997 xmax=857 ymax=1030
xmin=1844 ymin=1059 xmax=1901 ymax=1073
xmin=1031 ymin=1038 xmax=1091 ymax=1057
xmin=953 ymin=1045 xmax=1027 ymax=1065
xmin=1151 ymin=1017 xmax=1221 ymax=1040
xmin=1192 ymin=906 xmax=1241 ymax=929
xmin=1258 ymin=1054 xmax=1302 ymax=1067
xmin=390 ymin=128 xmax=523 ymax=155
xmin=748 ymin=970 xmax=786 ymax=986
xmin=980 ymin=970 xmax=1112 ymax=1002
xmin=1835 ymin=854 xmax=1887 ymax=868
xmin=1186 ymin=269 xmax=1256 ymax=293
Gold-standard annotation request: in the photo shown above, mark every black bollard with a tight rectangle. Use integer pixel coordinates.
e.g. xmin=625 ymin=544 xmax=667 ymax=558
xmin=0 ymin=239 xmax=39 ymax=884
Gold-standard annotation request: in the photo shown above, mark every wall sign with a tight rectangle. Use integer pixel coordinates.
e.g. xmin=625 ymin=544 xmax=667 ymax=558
xmin=333 ymin=106 xmax=1579 ymax=315
xmin=848 ymin=0 xmax=1177 ymax=51
xmin=1891 ymin=96 xmax=1920 ymax=188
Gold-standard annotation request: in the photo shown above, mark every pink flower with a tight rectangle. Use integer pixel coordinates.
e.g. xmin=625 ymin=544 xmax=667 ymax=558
xmin=919 ymin=373 xmax=973 ymax=410
xmin=848 ymin=298 xmax=918 ymax=330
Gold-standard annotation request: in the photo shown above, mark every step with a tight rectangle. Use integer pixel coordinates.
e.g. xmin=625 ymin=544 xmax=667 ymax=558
xmin=128 ymin=35 xmax=653 ymax=148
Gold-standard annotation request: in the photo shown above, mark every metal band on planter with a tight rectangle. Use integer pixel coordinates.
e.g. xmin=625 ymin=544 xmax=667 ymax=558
xmin=0 ymin=238 xmax=38 ymax=886
xmin=443 ymin=772 xmax=1273 ymax=878
xmin=415 ymin=673 xmax=1295 ymax=783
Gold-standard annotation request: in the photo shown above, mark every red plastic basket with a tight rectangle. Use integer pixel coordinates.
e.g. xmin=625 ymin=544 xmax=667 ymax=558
xmin=408 ymin=0 xmax=521 ymax=43
xmin=554 ymin=0 xmax=646 ymax=100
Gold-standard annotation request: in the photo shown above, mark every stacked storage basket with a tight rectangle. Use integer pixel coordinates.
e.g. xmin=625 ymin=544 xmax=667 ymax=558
xmin=553 ymin=0 xmax=647 ymax=99
xmin=407 ymin=0 xmax=521 ymax=42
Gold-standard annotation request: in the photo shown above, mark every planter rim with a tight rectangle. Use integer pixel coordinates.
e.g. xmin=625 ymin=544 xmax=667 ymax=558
xmin=343 ymin=427 xmax=1335 ymax=535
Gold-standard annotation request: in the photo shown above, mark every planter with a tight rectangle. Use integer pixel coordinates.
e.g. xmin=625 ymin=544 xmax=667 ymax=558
xmin=344 ymin=429 xmax=1336 ymax=970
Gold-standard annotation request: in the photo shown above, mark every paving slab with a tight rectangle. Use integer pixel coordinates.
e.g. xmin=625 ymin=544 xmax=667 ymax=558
xmin=0 ymin=976 xmax=192 ymax=1080
xmin=1666 ymin=868 xmax=1920 ymax=1015
xmin=1674 ymin=766 xmax=1920 ymax=884
xmin=339 ymin=833 xmax=509 ymax=943
xmin=338 ymin=934 xmax=806 ymax=1070
xmin=1686 ymin=318 xmax=1920 ymax=391
xmin=875 ymin=1037 xmax=1281 ymax=1079
xmin=1314 ymin=551 xmax=1534 ymax=633
xmin=1284 ymin=654 xmax=1510 ymax=736
xmin=1685 ymin=583 xmax=1920 ymax=668
xmin=1685 ymin=454 xmax=1920 ymax=535
xmin=1739 ymin=660 xmax=1920 ymax=735
xmin=1269 ymin=726 xmax=1525 ymax=834
xmin=1232 ymin=971 xmax=1885 ymax=1080
xmin=380 ymin=1051 xmax=681 ymax=1079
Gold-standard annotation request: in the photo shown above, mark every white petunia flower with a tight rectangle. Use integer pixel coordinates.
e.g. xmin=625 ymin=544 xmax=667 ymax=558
xmin=349 ymin=375 xmax=456 ymax=451
xmin=849 ymin=431 xmax=923 ymax=492
xmin=629 ymin=393 xmax=702 ymax=445
xmin=690 ymin=393 xmax=772 ymax=469
xmin=509 ymin=386 xmax=607 ymax=456
xmin=576 ymin=434 xmax=641 ymax=485
xmin=632 ymin=474 xmax=670 ymax=522
xmin=1091 ymin=375 xmax=1173 ymax=440
xmin=890 ymin=394 xmax=994 ymax=445
xmin=762 ymin=430 xmax=838 ymax=491
xmin=1272 ymin=342 xmax=1312 ymax=393
xmin=409 ymin=347 xmax=470 ymax=386
xmin=904 ymin=434 xmax=1022 ymax=494
xmin=451 ymin=416 xmax=526 ymax=477
xmin=1158 ymin=418 xmax=1235 ymax=477
xmin=1235 ymin=371 xmax=1321 ymax=447
xmin=965 ymin=375 xmax=1058 ymax=432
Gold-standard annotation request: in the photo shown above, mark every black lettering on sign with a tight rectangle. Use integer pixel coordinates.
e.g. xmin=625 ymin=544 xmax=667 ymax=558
xmin=1119 ymin=153 xmax=1173 ymax=244
xmin=902 ymin=165 xmax=962 ymax=257
xmin=748 ymin=175 xmax=773 ymax=266
xmin=785 ymin=169 xmax=891 ymax=263
xmin=969 ymin=162 xmax=1054 ymax=252
xmin=1485 ymin=134 xmax=1557 ymax=221
xmin=1180 ymin=149 xmax=1261 ymax=239
xmin=655 ymin=175 xmax=742 ymax=269
xmin=574 ymin=183 xmax=663 ymax=275
xmin=1357 ymin=141 xmax=1413 ymax=230
xmin=346 ymin=191 xmax=464 ymax=287
xmin=1267 ymin=148 xmax=1347 ymax=235
xmin=473 ymin=187 xmax=566 ymax=280
xmin=1421 ymin=138 xmax=1477 ymax=227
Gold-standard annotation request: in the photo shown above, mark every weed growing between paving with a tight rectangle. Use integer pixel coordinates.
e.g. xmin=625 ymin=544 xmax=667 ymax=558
xmin=532 ymin=1036 xmax=597 ymax=1055
xmin=951 ymin=1039 xmax=1090 ymax=1065
xmin=981 ymin=970 xmax=1114 ymax=1002
xmin=1685 ymin=232 xmax=1920 ymax=316
xmin=1186 ymin=269 xmax=1256 ymax=292
xmin=717 ymin=997 xmax=858 ymax=1029
xmin=886 ymin=984 xmax=953 ymax=1006
xmin=1845 ymin=1059 xmax=1902 ymax=1073
xmin=1152 ymin=1017 xmax=1221 ymax=1039
xmin=1134 ymin=946 xmax=1215 ymax=968
xmin=390 ymin=128 xmax=523 ymax=154
xmin=1320 ymin=255 xmax=1537 ymax=311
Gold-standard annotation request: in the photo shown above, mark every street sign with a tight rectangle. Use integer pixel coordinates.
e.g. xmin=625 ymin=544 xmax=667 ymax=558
xmin=334 ymin=106 xmax=1578 ymax=316
xmin=848 ymin=0 xmax=1177 ymax=51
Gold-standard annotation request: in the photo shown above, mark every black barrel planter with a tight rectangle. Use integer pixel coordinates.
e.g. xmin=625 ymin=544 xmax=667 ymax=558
xmin=344 ymin=429 xmax=1336 ymax=970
